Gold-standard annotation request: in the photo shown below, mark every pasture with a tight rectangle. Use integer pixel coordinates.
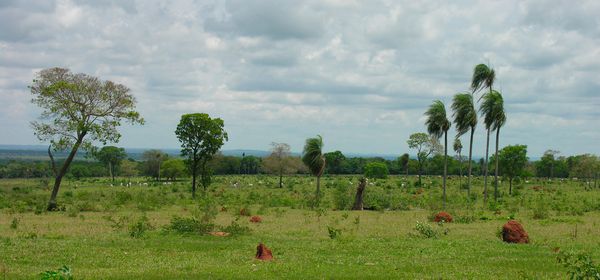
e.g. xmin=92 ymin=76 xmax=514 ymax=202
xmin=1 ymin=175 xmax=599 ymax=279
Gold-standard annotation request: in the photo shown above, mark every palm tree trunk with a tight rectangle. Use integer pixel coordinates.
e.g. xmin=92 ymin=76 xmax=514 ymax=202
xmin=47 ymin=134 xmax=85 ymax=211
xmin=483 ymin=129 xmax=490 ymax=203
xmin=458 ymin=151 xmax=462 ymax=189
xmin=494 ymin=127 xmax=500 ymax=201
xmin=467 ymin=127 xmax=474 ymax=197
xmin=352 ymin=177 xmax=367 ymax=210
xmin=443 ymin=131 xmax=448 ymax=208
xmin=315 ymin=176 xmax=321 ymax=206
xmin=509 ymin=177 xmax=513 ymax=195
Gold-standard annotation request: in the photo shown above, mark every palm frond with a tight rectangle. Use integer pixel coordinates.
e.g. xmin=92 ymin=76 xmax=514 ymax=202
xmin=453 ymin=138 xmax=462 ymax=153
xmin=479 ymin=90 xmax=506 ymax=131
xmin=451 ymin=93 xmax=477 ymax=137
xmin=424 ymin=100 xmax=451 ymax=139
xmin=302 ymin=135 xmax=325 ymax=176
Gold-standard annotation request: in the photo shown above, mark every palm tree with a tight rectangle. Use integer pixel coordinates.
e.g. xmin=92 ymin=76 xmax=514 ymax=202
xmin=302 ymin=135 xmax=326 ymax=206
xmin=471 ymin=63 xmax=496 ymax=203
xmin=452 ymin=93 xmax=477 ymax=197
xmin=480 ymin=89 xmax=504 ymax=203
xmin=453 ymin=138 xmax=463 ymax=188
xmin=425 ymin=100 xmax=451 ymax=207
xmin=490 ymin=93 xmax=506 ymax=201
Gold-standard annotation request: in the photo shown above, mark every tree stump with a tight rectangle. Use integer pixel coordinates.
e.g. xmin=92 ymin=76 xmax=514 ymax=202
xmin=352 ymin=177 xmax=367 ymax=210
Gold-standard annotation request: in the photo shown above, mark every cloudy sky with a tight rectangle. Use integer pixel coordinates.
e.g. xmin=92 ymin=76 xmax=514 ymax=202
xmin=1 ymin=0 xmax=599 ymax=157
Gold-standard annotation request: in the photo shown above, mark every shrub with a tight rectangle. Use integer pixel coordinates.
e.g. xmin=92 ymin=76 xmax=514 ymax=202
xmin=556 ymin=251 xmax=600 ymax=280
xmin=327 ymin=226 xmax=342 ymax=239
xmin=364 ymin=162 xmax=389 ymax=179
xmin=40 ymin=265 xmax=73 ymax=280
xmin=129 ymin=215 xmax=154 ymax=238
xmin=10 ymin=217 xmax=19 ymax=229
xmin=332 ymin=181 xmax=353 ymax=210
xmin=412 ymin=221 xmax=438 ymax=239
xmin=167 ymin=216 xmax=214 ymax=235
xmin=221 ymin=219 xmax=251 ymax=236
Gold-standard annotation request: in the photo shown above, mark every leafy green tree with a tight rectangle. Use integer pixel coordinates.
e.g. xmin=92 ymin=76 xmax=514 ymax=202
xmin=120 ymin=159 xmax=138 ymax=182
xmin=451 ymin=93 xmax=477 ymax=196
xmin=364 ymin=161 xmax=389 ymax=179
xmin=324 ymin=150 xmax=346 ymax=174
xmin=425 ymin=100 xmax=451 ymax=207
xmin=497 ymin=145 xmax=528 ymax=195
xmin=407 ymin=132 xmax=439 ymax=186
xmin=141 ymin=150 xmax=168 ymax=181
xmin=302 ymin=135 xmax=326 ymax=204
xmin=94 ymin=146 xmax=127 ymax=183
xmin=161 ymin=158 xmax=187 ymax=181
xmin=570 ymin=154 xmax=600 ymax=187
xmin=30 ymin=67 xmax=143 ymax=210
xmin=398 ymin=153 xmax=410 ymax=178
xmin=479 ymin=90 xmax=505 ymax=202
xmin=262 ymin=142 xmax=295 ymax=187
xmin=537 ymin=150 xmax=560 ymax=179
xmin=175 ymin=113 xmax=228 ymax=198
xmin=241 ymin=155 xmax=261 ymax=174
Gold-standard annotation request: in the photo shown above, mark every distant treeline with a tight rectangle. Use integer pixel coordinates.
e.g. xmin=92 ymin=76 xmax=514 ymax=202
xmin=0 ymin=150 xmax=597 ymax=180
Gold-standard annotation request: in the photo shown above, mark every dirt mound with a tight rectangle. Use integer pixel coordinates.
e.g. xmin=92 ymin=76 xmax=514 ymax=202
xmin=433 ymin=212 xmax=453 ymax=223
xmin=250 ymin=216 xmax=262 ymax=223
xmin=502 ymin=220 xmax=529 ymax=244
xmin=255 ymin=243 xmax=273 ymax=261
xmin=209 ymin=231 xmax=230 ymax=237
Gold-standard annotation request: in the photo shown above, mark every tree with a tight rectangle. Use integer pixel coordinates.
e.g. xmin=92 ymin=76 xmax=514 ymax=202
xmin=541 ymin=150 xmax=560 ymax=179
xmin=451 ymin=92 xmax=477 ymax=196
xmin=302 ymin=135 xmax=326 ymax=205
xmin=570 ymin=154 xmax=600 ymax=187
xmin=471 ymin=63 xmax=496 ymax=98
xmin=497 ymin=145 xmax=528 ymax=195
xmin=30 ymin=68 xmax=143 ymax=210
xmin=479 ymin=90 xmax=505 ymax=202
xmin=398 ymin=153 xmax=410 ymax=178
xmin=241 ymin=155 xmax=261 ymax=174
xmin=324 ymin=150 xmax=346 ymax=174
xmin=94 ymin=146 xmax=127 ymax=183
xmin=364 ymin=161 xmax=389 ymax=179
xmin=453 ymin=138 xmax=463 ymax=187
xmin=161 ymin=158 xmax=187 ymax=181
xmin=425 ymin=100 xmax=451 ymax=207
xmin=141 ymin=150 xmax=168 ymax=180
xmin=407 ymin=132 xmax=439 ymax=186
xmin=120 ymin=159 xmax=138 ymax=183
xmin=262 ymin=142 xmax=294 ymax=188
xmin=175 ymin=113 xmax=228 ymax=198
xmin=352 ymin=177 xmax=367 ymax=210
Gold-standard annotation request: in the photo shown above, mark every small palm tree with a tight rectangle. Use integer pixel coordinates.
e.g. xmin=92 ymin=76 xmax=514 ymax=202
xmin=452 ymin=93 xmax=477 ymax=197
xmin=425 ymin=100 xmax=451 ymax=207
xmin=453 ymin=138 xmax=463 ymax=188
xmin=302 ymin=135 xmax=326 ymax=206
xmin=471 ymin=63 xmax=495 ymax=97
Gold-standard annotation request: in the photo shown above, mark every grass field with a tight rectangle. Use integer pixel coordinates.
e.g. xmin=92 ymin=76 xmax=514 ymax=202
xmin=1 ymin=175 xmax=600 ymax=279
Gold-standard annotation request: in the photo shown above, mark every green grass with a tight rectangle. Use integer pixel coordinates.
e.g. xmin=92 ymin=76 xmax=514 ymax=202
xmin=1 ymin=175 xmax=600 ymax=279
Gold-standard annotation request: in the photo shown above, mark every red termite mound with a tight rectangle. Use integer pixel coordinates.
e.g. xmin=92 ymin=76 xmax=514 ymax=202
xmin=256 ymin=243 xmax=273 ymax=261
xmin=502 ymin=220 xmax=529 ymax=244
xmin=433 ymin=212 xmax=453 ymax=223
xmin=250 ymin=216 xmax=262 ymax=223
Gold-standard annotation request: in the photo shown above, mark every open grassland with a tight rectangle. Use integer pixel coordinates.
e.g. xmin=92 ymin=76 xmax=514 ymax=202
xmin=1 ymin=175 xmax=600 ymax=279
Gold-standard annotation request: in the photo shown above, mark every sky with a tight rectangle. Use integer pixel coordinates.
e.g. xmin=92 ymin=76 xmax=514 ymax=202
xmin=0 ymin=0 xmax=599 ymax=158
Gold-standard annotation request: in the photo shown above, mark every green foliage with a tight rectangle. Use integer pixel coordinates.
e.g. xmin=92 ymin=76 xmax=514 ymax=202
xmin=364 ymin=162 xmax=389 ymax=179
xmin=93 ymin=146 xmax=127 ymax=181
xmin=167 ymin=216 xmax=214 ymax=235
xmin=10 ymin=217 xmax=19 ymax=229
xmin=479 ymin=90 xmax=505 ymax=131
xmin=40 ymin=265 xmax=73 ymax=280
xmin=412 ymin=221 xmax=438 ymax=239
xmin=471 ymin=63 xmax=495 ymax=94
xmin=332 ymin=181 xmax=353 ymax=210
xmin=160 ymin=158 xmax=187 ymax=181
xmin=496 ymin=145 xmax=529 ymax=181
xmin=557 ymin=251 xmax=600 ymax=280
xmin=451 ymin=93 xmax=477 ymax=138
xmin=425 ymin=100 xmax=450 ymax=139
xmin=302 ymin=135 xmax=325 ymax=177
xmin=327 ymin=226 xmax=342 ymax=239
xmin=129 ymin=215 xmax=153 ymax=238
xmin=221 ymin=219 xmax=251 ymax=236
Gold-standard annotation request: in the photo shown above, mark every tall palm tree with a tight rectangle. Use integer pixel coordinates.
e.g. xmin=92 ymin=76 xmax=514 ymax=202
xmin=452 ymin=93 xmax=477 ymax=197
xmin=425 ymin=100 xmax=451 ymax=208
xmin=480 ymin=89 xmax=504 ymax=203
xmin=302 ymin=135 xmax=326 ymax=206
xmin=453 ymin=138 xmax=463 ymax=188
xmin=490 ymin=93 xmax=506 ymax=201
xmin=471 ymin=63 xmax=496 ymax=203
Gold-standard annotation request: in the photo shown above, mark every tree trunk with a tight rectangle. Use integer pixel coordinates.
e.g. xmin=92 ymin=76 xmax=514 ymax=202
xmin=483 ymin=129 xmax=490 ymax=203
xmin=191 ymin=161 xmax=198 ymax=199
xmin=418 ymin=162 xmax=422 ymax=187
xmin=443 ymin=131 xmax=448 ymax=209
xmin=109 ymin=162 xmax=114 ymax=183
xmin=315 ymin=176 xmax=321 ymax=206
xmin=467 ymin=127 xmax=474 ymax=197
xmin=352 ymin=177 xmax=367 ymax=210
xmin=494 ymin=127 xmax=500 ymax=201
xmin=509 ymin=177 xmax=513 ymax=195
xmin=458 ymin=151 xmax=462 ymax=189
xmin=279 ymin=168 xmax=283 ymax=188
xmin=47 ymin=135 xmax=85 ymax=211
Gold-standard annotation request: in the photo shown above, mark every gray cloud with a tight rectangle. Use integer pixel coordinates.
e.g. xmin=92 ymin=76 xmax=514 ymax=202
xmin=0 ymin=0 xmax=599 ymax=157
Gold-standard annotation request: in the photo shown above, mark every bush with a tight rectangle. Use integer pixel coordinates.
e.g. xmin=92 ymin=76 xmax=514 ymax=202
xmin=412 ymin=221 xmax=438 ymax=239
xmin=40 ymin=265 xmax=73 ymax=280
xmin=557 ymin=251 xmax=600 ymax=280
xmin=221 ymin=219 xmax=251 ymax=235
xmin=332 ymin=181 xmax=353 ymax=210
xmin=327 ymin=226 xmax=342 ymax=239
xmin=364 ymin=162 xmax=389 ymax=179
xmin=167 ymin=216 xmax=214 ymax=235
xmin=129 ymin=215 xmax=153 ymax=238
